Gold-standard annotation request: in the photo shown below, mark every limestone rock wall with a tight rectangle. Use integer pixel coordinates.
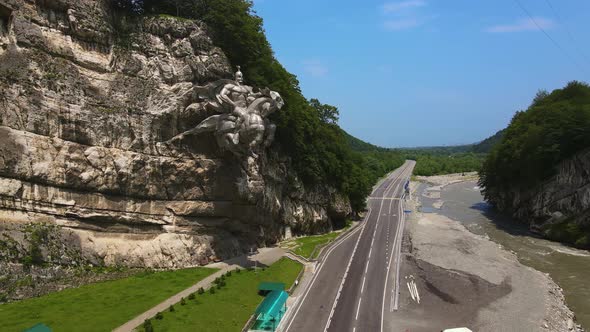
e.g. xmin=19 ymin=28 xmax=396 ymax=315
xmin=0 ymin=0 xmax=350 ymax=267
xmin=489 ymin=148 xmax=590 ymax=234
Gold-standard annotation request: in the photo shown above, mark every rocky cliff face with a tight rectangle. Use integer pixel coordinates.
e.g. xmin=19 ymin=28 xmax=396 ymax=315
xmin=489 ymin=148 xmax=590 ymax=238
xmin=0 ymin=0 xmax=350 ymax=268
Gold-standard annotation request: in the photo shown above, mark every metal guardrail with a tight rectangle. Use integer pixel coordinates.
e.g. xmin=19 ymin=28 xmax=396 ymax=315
xmin=284 ymin=251 xmax=310 ymax=263
xmin=287 ymin=263 xmax=306 ymax=294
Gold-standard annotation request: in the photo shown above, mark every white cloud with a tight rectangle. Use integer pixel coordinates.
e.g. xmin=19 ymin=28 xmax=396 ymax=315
xmin=380 ymin=1 xmax=432 ymax=31
xmin=383 ymin=18 xmax=422 ymax=30
xmin=485 ymin=17 xmax=555 ymax=33
xmin=382 ymin=0 xmax=426 ymax=14
xmin=302 ymin=60 xmax=328 ymax=77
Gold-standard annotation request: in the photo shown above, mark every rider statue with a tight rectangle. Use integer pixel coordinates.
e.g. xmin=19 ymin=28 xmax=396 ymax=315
xmin=167 ymin=66 xmax=284 ymax=157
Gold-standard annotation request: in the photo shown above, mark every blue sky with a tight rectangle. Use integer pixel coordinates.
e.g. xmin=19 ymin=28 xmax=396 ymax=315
xmin=251 ymin=0 xmax=590 ymax=147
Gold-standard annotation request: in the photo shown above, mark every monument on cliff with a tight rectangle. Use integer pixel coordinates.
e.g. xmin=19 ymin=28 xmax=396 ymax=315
xmin=168 ymin=66 xmax=284 ymax=157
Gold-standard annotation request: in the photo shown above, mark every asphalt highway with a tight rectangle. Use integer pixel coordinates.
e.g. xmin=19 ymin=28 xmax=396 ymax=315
xmin=283 ymin=161 xmax=415 ymax=332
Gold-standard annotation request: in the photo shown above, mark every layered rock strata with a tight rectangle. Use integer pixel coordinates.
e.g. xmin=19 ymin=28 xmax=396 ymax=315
xmin=0 ymin=0 xmax=350 ymax=267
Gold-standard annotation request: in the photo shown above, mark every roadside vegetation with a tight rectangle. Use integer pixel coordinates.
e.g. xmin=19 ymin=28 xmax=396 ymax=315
xmin=282 ymin=221 xmax=352 ymax=259
xmin=146 ymin=258 xmax=302 ymax=332
xmin=0 ymin=267 xmax=217 ymax=332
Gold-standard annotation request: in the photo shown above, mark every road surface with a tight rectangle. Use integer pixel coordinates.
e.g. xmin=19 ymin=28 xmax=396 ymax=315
xmin=282 ymin=161 xmax=415 ymax=332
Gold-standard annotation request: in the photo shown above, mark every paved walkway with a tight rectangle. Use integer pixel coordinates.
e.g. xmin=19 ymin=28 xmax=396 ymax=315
xmin=113 ymin=247 xmax=286 ymax=332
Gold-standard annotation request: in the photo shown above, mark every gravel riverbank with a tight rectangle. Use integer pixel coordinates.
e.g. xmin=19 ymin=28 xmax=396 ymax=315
xmin=392 ymin=173 xmax=581 ymax=331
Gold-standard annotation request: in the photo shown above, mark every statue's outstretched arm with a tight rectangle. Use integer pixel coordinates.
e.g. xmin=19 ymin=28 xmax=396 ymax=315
xmin=166 ymin=115 xmax=221 ymax=143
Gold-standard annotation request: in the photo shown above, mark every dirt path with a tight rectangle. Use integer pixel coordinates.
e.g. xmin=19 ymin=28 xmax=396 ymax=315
xmin=113 ymin=247 xmax=286 ymax=332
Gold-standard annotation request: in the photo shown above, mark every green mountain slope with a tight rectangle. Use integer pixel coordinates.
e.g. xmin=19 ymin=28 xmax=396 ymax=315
xmin=480 ymin=81 xmax=590 ymax=190
xmin=471 ymin=129 xmax=505 ymax=153
xmin=479 ymin=81 xmax=590 ymax=248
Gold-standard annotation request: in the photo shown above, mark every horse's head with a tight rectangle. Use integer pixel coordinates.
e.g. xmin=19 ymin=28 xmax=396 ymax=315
xmin=269 ymin=91 xmax=285 ymax=110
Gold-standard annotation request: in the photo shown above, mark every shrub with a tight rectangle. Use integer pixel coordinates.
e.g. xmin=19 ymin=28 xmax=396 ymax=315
xmin=180 ymin=298 xmax=186 ymax=305
xmin=169 ymin=305 xmax=175 ymax=312
xmin=209 ymin=287 xmax=215 ymax=294
xmin=226 ymin=270 xmax=232 ymax=277
xmin=143 ymin=319 xmax=153 ymax=332
xmin=198 ymin=287 xmax=204 ymax=294
xmin=188 ymin=293 xmax=195 ymax=300
xmin=155 ymin=312 xmax=163 ymax=320
xmin=236 ymin=268 xmax=241 ymax=274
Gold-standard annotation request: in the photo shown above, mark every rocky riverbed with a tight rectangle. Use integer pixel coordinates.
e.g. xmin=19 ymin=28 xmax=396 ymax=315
xmin=389 ymin=173 xmax=583 ymax=332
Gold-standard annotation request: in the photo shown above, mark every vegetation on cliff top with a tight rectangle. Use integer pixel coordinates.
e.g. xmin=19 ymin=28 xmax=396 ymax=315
xmin=471 ymin=129 xmax=505 ymax=153
xmin=111 ymin=0 xmax=484 ymax=210
xmin=479 ymin=81 xmax=590 ymax=247
xmin=480 ymin=81 xmax=590 ymax=194
xmin=110 ymin=0 xmax=391 ymax=211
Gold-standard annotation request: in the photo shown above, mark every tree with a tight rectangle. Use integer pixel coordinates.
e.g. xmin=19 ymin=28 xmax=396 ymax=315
xmin=531 ymin=89 xmax=549 ymax=107
xmin=309 ymin=98 xmax=339 ymax=124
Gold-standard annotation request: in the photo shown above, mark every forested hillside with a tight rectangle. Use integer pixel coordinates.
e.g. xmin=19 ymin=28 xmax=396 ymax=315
xmin=480 ymin=81 xmax=590 ymax=248
xmin=347 ymin=135 xmax=484 ymax=177
xmin=404 ymin=151 xmax=484 ymax=176
xmin=471 ymin=129 xmax=505 ymax=153
xmin=480 ymin=81 xmax=590 ymax=191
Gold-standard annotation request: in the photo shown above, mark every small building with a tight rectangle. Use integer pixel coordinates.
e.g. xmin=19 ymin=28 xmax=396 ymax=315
xmin=250 ymin=289 xmax=289 ymax=331
xmin=248 ymin=282 xmax=289 ymax=332
xmin=257 ymin=282 xmax=286 ymax=295
xmin=23 ymin=323 xmax=52 ymax=332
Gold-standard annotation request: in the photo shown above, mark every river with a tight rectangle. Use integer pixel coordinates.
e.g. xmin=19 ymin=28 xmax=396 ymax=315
xmin=418 ymin=180 xmax=590 ymax=330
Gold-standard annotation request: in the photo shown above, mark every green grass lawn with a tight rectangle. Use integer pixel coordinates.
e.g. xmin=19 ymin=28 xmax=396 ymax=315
xmin=0 ymin=267 xmax=217 ymax=332
xmin=284 ymin=221 xmax=352 ymax=259
xmin=147 ymin=258 xmax=302 ymax=332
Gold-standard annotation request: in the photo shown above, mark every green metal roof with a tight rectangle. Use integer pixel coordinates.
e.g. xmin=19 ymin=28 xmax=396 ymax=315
xmin=255 ymin=290 xmax=288 ymax=319
xmin=23 ymin=323 xmax=52 ymax=332
xmin=257 ymin=282 xmax=285 ymax=292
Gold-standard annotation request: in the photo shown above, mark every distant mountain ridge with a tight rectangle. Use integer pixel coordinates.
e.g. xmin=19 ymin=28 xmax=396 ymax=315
xmin=472 ymin=129 xmax=506 ymax=153
xmin=346 ymin=132 xmax=498 ymax=154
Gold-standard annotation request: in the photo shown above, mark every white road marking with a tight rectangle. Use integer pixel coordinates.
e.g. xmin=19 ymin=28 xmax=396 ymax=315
xmin=344 ymin=168 xmax=400 ymax=330
xmin=282 ymin=211 xmax=369 ymax=332
xmin=380 ymin=162 xmax=414 ymax=332
xmin=288 ymin=163 xmax=412 ymax=332
xmin=361 ymin=276 xmax=366 ymax=293
xmin=355 ymin=297 xmax=362 ymax=320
